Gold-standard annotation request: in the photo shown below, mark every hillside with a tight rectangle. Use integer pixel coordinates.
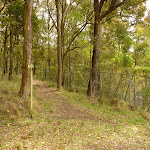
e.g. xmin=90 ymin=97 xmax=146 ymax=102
xmin=0 ymin=77 xmax=150 ymax=149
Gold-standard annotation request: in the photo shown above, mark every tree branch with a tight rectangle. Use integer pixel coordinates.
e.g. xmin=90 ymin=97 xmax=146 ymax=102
xmin=109 ymin=0 xmax=117 ymax=8
xmin=63 ymin=41 xmax=90 ymax=60
xmin=101 ymin=13 xmax=132 ymax=24
xmin=0 ymin=1 xmax=7 ymax=14
xmin=47 ymin=0 xmax=57 ymax=30
xmin=49 ymin=23 xmax=55 ymax=34
xmin=99 ymin=0 xmax=129 ymax=21
xmin=99 ymin=0 xmax=106 ymax=13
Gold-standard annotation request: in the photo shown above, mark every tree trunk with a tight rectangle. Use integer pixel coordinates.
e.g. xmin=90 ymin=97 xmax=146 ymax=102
xmin=62 ymin=56 xmax=65 ymax=86
xmin=2 ymin=26 xmax=8 ymax=79
xmin=56 ymin=0 xmax=62 ymax=90
xmin=69 ymin=52 xmax=72 ymax=89
xmin=8 ymin=30 xmax=13 ymax=80
xmin=61 ymin=0 xmax=66 ymax=86
xmin=0 ymin=48 xmax=2 ymax=69
xmin=47 ymin=14 xmax=51 ymax=80
xmin=8 ymin=0 xmax=13 ymax=81
xmin=44 ymin=62 xmax=47 ymax=80
xmin=48 ymin=58 xmax=50 ymax=80
xmin=5 ymin=55 xmax=8 ymax=74
xmin=19 ymin=0 xmax=33 ymax=97
xmin=87 ymin=1 xmax=100 ymax=98
xmin=87 ymin=0 xmax=128 ymax=98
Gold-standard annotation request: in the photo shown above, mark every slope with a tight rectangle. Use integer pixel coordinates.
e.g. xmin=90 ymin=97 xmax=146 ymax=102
xmin=0 ymin=78 xmax=150 ymax=149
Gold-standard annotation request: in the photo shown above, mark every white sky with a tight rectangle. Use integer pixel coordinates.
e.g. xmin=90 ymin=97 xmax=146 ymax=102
xmin=145 ymin=0 xmax=150 ymax=17
xmin=146 ymin=0 xmax=150 ymax=9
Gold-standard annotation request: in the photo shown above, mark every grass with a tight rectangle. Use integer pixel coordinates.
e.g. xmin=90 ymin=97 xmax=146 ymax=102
xmin=0 ymin=76 xmax=150 ymax=149
xmin=62 ymin=89 xmax=149 ymax=125
xmin=2 ymin=118 xmax=149 ymax=149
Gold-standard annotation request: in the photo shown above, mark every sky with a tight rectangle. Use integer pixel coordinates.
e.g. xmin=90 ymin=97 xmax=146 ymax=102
xmin=145 ymin=0 xmax=150 ymax=16
xmin=146 ymin=0 xmax=150 ymax=9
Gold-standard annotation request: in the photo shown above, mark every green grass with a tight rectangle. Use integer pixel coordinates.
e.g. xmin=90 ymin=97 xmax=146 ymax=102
xmin=0 ymin=77 xmax=150 ymax=149
xmin=62 ymin=90 xmax=149 ymax=125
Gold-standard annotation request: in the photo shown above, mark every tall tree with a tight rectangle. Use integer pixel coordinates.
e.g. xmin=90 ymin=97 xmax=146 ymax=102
xmin=19 ymin=0 xmax=33 ymax=97
xmin=2 ymin=26 xmax=8 ymax=79
xmin=47 ymin=0 xmax=92 ymax=88
xmin=8 ymin=0 xmax=13 ymax=80
xmin=87 ymin=0 xmax=130 ymax=98
xmin=55 ymin=0 xmax=62 ymax=90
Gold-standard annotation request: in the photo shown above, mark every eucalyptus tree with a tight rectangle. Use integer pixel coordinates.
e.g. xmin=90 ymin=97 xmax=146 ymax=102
xmin=87 ymin=0 xmax=147 ymax=98
xmin=55 ymin=0 xmax=62 ymax=90
xmin=0 ymin=0 xmax=24 ymax=79
xmin=0 ymin=0 xmax=9 ymax=78
xmin=19 ymin=0 xmax=33 ymax=97
xmin=8 ymin=0 xmax=13 ymax=80
xmin=47 ymin=0 xmax=93 ymax=90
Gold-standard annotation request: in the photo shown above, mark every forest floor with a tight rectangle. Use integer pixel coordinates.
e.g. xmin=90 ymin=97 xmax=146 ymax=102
xmin=0 ymin=78 xmax=150 ymax=149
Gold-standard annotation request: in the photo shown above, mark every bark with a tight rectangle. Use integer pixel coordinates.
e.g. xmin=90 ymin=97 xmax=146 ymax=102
xmin=48 ymin=58 xmax=50 ymax=80
xmin=8 ymin=0 xmax=13 ymax=81
xmin=97 ymin=72 xmax=101 ymax=91
xmin=61 ymin=0 xmax=65 ymax=86
xmin=8 ymin=30 xmax=13 ymax=80
xmin=0 ymin=48 xmax=2 ymax=69
xmin=15 ymin=28 xmax=20 ymax=75
xmin=2 ymin=26 xmax=8 ymax=79
xmin=44 ymin=62 xmax=47 ymax=80
xmin=47 ymin=15 xmax=51 ymax=80
xmin=55 ymin=0 xmax=62 ymax=90
xmin=17 ymin=29 xmax=19 ymax=45
xmin=19 ymin=0 xmax=33 ymax=97
xmin=87 ymin=0 xmax=100 ymax=98
xmin=62 ymin=56 xmax=65 ymax=86
xmin=5 ymin=56 xmax=8 ymax=74
xmin=69 ymin=52 xmax=72 ymax=89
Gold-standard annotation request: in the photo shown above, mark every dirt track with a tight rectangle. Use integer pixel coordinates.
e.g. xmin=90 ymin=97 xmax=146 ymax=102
xmin=33 ymin=80 xmax=97 ymax=120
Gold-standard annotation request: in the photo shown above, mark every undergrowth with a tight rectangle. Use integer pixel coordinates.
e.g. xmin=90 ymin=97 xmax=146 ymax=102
xmin=0 ymin=76 xmax=40 ymax=122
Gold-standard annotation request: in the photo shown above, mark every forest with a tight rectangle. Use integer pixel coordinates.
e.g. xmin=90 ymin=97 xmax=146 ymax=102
xmin=0 ymin=0 xmax=150 ymax=149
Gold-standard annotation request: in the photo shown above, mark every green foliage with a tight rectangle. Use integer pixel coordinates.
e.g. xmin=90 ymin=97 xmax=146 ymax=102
xmin=114 ymin=52 xmax=133 ymax=68
xmin=135 ymin=42 xmax=149 ymax=53
xmin=6 ymin=0 xmax=24 ymax=21
xmin=134 ymin=66 xmax=150 ymax=73
xmin=6 ymin=0 xmax=24 ymax=30
xmin=32 ymin=8 xmax=40 ymax=33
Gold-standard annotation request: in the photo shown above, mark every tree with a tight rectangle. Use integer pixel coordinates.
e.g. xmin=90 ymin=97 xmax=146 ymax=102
xmin=19 ymin=0 xmax=33 ymax=97
xmin=8 ymin=0 xmax=13 ymax=81
xmin=55 ymin=0 xmax=62 ymax=90
xmin=47 ymin=0 xmax=92 ymax=88
xmin=0 ymin=0 xmax=24 ymax=79
xmin=87 ymin=0 xmax=137 ymax=98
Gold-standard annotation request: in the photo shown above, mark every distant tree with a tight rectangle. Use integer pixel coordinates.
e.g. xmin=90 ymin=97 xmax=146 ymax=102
xmin=47 ymin=0 xmax=92 ymax=89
